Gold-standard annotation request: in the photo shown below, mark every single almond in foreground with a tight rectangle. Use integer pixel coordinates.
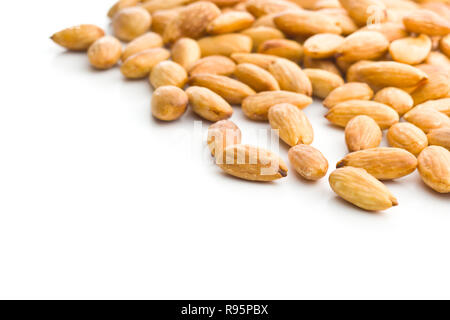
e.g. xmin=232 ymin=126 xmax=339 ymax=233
xmin=288 ymin=144 xmax=328 ymax=181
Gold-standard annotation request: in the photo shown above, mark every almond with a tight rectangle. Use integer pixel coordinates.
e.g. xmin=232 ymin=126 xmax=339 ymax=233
xmin=50 ymin=24 xmax=105 ymax=51
xmin=425 ymin=52 xmax=450 ymax=73
xmin=87 ymin=36 xmax=122 ymax=70
xmin=122 ymin=32 xmax=163 ymax=62
xmin=151 ymin=85 xmax=188 ymax=121
xmin=112 ymin=7 xmax=152 ymax=42
xmin=387 ymin=123 xmax=428 ymax=156
xmin=257 ymin=39 xmax=303 ymax=62
xmin=336 ymin=31 xmax=389 ymax=62
xmin=268 ymin=103 xmax=314 ymax=146
xmin=253 ymin=13 xmax=278 ymax=28
xmin=411 ymin=65 xmax=450 ymax=106
xmin=186 ymin=86 xmax=233 ymax=122
xmin=242 ymin=91 xmax=312 ymax=121
xmin=241 ymin=26 xmax=285 ymax=51
xmin=151 ymin=8 xmax=181 ymax=35
xmin=217 ymin=144 xmax=288 ymax=181
xmin=267 ymin=59 xmax=312 ymax=95
xmin=120 ymin=48 xmax=170 ymax=79
xmin=373 ymin=87 xmax=414 ymax=116
xmin=245 ymin=0 xmax=299 ymax=18
xmin=415 ymin=98 xmax=450 ymax=117
xmin=108 ymin=0 xmax=141 ymax=19
xmin=303 ymin=33 xmax=344 ymax=59
xmin=197 ymin=33 xmax=252 ymax=57
xmin=303 ymin=68 xmax=344 ymax=99
xmin=207 ymin=120 xmax=242 ymax=156
xmin=403 ymin=9 xmax=450 ymax=36
xmin=359 ymin=22 xmax=408 ymax=42
xmin=171 ymin=37 xmax=201 ymax=71
xmin=345 ymin=115 xmax=382 ymax=152
xmin=329 ymin=167 xmax=397 ymax=211
xmin=338 ymin=0 xmax=387 ymax=27
xmin=230 ymin=53 xmax=278 ymax=69
xmin=389 ymin=34 xmax=431 ymax=65
xmin=404 ymin=107 xmax=450 ymax=133
xmin=234 ymin=63 xmax=280 ymax=92
xmin=141 ymin=0 xmax=194 ymax=13
xmin=427 ymin=127 xmax=450 ymax=150
xmin=336 ymin=147 xmax=418 ymax=180
xmin=274 ymin=10 xmax=342 ymax=36
xmin=319 ymin=8 xmax=358 ymax=35
xmin=303 ymin=57 xmax=342 ymax=76
xmin=150 ymin=61 xmax=188 ymax=88
xmin=288 ymin=144 xmax=328 ymax=181
xmin=417 ymin=146 xmax=450 ymax=193
xmin=188 ymin=55 xmax=236 ymax=76
xmin=323 ymin=82 xmax=373 ymax=109
xmin=441 ymin=35 xmax=450 ymax=58
xmin=188 ymin=74 xmax=255 ymax=104
xmin=207 ymin=11 xmax=255 ymax=34
xmin=325 ymin=100 xmax=399 ymax=129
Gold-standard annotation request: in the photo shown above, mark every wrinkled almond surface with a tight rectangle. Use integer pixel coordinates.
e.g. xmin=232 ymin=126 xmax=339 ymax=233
xmin=234 ymin=63 xmax=280 ymax=92
xmin=387 ymin=123 xmax=428 ymax=156
xmin=267 ymin=59 xmax=312 ymax=96
xmin=151 ymin=85 xmax=188 ymax=121
xmin=345 ymin=115 xmax=382 ymax=152
xmin=150 ymin=61 xmax=188 ymax=88
xmin=427 ymin=127 xmax=450 ymax=150
xmin=373 ymin=87 xmax=414 ymax=116
xmin=417 ymin=146 xmax=450 ymax=193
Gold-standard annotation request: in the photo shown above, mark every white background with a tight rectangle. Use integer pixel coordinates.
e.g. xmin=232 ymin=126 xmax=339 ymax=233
xmin=0 ymin=0 xmax=449 ymax=300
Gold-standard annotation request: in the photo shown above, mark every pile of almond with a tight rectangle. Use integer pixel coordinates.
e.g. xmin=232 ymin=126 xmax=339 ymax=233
xmin=51 ymin=0 xmax=450 ymax=212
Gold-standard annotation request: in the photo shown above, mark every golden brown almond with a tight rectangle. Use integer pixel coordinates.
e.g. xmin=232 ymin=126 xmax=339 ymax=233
xmin=151 ymin=85 xmax=188 ymax=121
xmin=425 ymin=52 xmax=450 ymax=73
xmin=359 ymin=22 xmax=408 ymax=42
xmin=411 ymin=65 xmax=450 ymax=106
xmin=188 ymin=56 xmax=236 ymax=76
xmin=415 ymin=98 xmax=450 ymax=117
xmin=336 ymin=31 xmax=389 ymax=62
xmin=230 ymin=53 xmax=278 ymax=69
xmin=206 ymin=11 xmax=254 ymax=34
xmin=120 ymin=48 xmax=171 ymax=79
xmin=274 ymin=10 xmax=342 ymax=36
xmin=345 ymin=115 xmax=382 ymax=152
xmin=108 ymin=0 xmax=140 ymax=19
xmin=373 ymin=87 xmax=414 ymax=116
xmin=329 ymin=167 xmax=397 ymax=211
xmin=403 ymin=9 xmax=450 ymax=36
xmin=389 ymin=34 xmax=431 ymax=65
xmin=197 ymin=33 xmax=252 ymax=57
xmin=303 ymin=33 xmax=344 ymax=59
xmin=171 ymin=37 xmax=201 ymax=71
xmin=336 ymin=147 xmax=417 ymax=180
xmin=121 ymin=32 xmax=163 ymax=62
xmin=338 ymin=0 xmax=387 ymax=27
xmin=150 ymin=61 xmax=188 ymax=89
xmin=303 ymin=57 xmax=342 ymax=76
xmin=241 ymin=27 xmax=285 ymax=51
xmin=323 ymin=82 xmax=373 ymax=109
xmin=387 ymin=123 xmax=428 ymax=156
xmin=303 ymin=68 xmax=344 ymax=99
xmin=50 ymin=24 xmax=105 ymax=51
xmin=163 ymin=2 xmax=221 ymax=43
xmin=141 ymin=0 xmax=194 ymax=13
xmin=268 ymin=103 xmax=313 ymax=146
xmin=211 ymin=0 xmax=245 ymax=7
xmin=325 ymin=100 xmax=399 ymax=129
xmin=288 ymin=144 xmax=328 ymax=181
xmin=188 ymin=74 xmax=255 ymax=104
xmin=319 ymin=8 xmax=358 ymax=35
xmin=441 ymin=35 xmax=450 ymax=58
xmin=217 ymin=144 xmax=288 ymax=181
xmin=257 ymin=39 xmax=303 ymax=62
xmin=87 ymin=36 xmax=122 ymax=70
xmin=207 ymin=120 xmax=242 ymax=156
xmin=245 ymin=0 xmax=299 ymax=18
xmin=417 ymin=146 xmax=450 ymax=193
xmin=428 ymin=128 xmax=450 ymax=150
xmin=186 ymin=86 xmax=233 ymax=122
xmin=404 ymin=107 xmax=450 ymax=133
xmin=242 ymin=91 xmax=313 ymax=121
xmin=112 ymin=7 xmax=152 ymax=42
xmin=151 ymin=8 xmax=181 ymax=35
xmin=267 ymin=59 xmax=312 ymax=96
xmin=234 ymin=63 xmax=280 ymax=92
xmin=252 ymin=13 xmax=278 ymax=28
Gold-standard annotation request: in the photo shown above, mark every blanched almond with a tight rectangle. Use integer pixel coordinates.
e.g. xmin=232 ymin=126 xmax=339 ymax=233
xmin=267 ymin=59 xmax=312 ymax=96
xmin=417 ymin=146 xmax=450 ymax=193
xmin=403 ymin=9 xmax=450 ymax=36
xmin=323 ymin=82 xmax=373 ymax=109
xmin=245 ymin=0 xmax=299 ymax=18
xmin=338 ymin=0 xmax=387 ymax=27
xmin=389 ymin=34 xmax=431 ymax=65
xmin=404 ymin=107 xmax=450 ymax=133
xmin=141 ymin=0 xmax=194 ymax=13
xmin=108 ymin=0 xmax=141 ymax=19
xmin=288 ymin=144 xmax=328 ymax=181
xmin=345 ymin=115 xmax=382 ymax=152
xmin=258 ymin=39 xmax=303 ymax=62
xmin=387 ymin=123 xmax=428 ymax=156
xmin=87 ymin=36 xmax=122 ymax=70
xmin=303 ymin=57 xmax=342 ymax=76
xmin=336 ymin=31 xmax=389 ymax=62
xmin=150 ymin=61 xmax=188 ymax=88
xmin=186 ymin=86 xmax=233 ymax=122
xmin=151 ymin=8 xmax=181 ymax=35
xmin=303 ymin=33 xmax=344 ymax=59
xmin=151 ymin=85 xmax=188 ymax=121
xmin=230 ymin=53 xmax=278 ymax=69
xmin=303 ymin=68 xmax=344 ymax=99
xmin=171 ymin=37 xmax=201 ymax=71
xmin=112 ymin=7 xmax=152 ymax=42
xmin=207 ymin=120 xmax=242 ymax=156
xmin=241 ymin=27 xmax=285 ymax=51
xmin=415 ymin=98 xmax=450 ymax=117
xmin=373 ymin=87 xmax=414 ymax=116
xmin=359 ymin=22 xmax=408 ymax=42
xmin=121 ymin=48 xmax=170 ymax=79
xmin=122 ymin=32 xmax=163 ymax=62
xmin=234 ymin=63 xmax=280 ymax=92
xmin=189 ymin=55 xmax=236 ymax=76
xmin=427 ymin=128 xmax=450 ymax=150
xmin=198 ymin=33 xmax=252 ymax=56
xmin=411 ymin=65 xmax=450 ymax=106
xmin=51 ymin=24 xmax=105 ymax=51
xmin=274 ymin=10 xmax=342 ymax=36
xmin=207 ymin=11 xmax=255 ymax=34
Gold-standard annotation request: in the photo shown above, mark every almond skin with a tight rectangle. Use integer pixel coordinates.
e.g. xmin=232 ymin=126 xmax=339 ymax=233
xmin=403 ymin=9 xmax=450 ymax=36
xmin=217 ymin=144 xmax=288 ymax=182
xmin=336 ymin=31 xmax=389 ymax=62
xmin=234 ymin=63 xmax=280 ymax=92
xmin=338 ymin=0 xmax=387 ymax=27
xmin=188 ymin=55 xmax=236 ymax=76
xmin=258 ymin=39 xmax=303 ymax=63
xmin=188 ymin=74 xmax=255 ymax=104
xmin=303 ymin=68 xmax=344 ymax=99
xmin=267 ymin=59 xmax=312 ymax=96
xmin=417 ymin=146 xmax=450 ymax=193
xmin=404 ymin=107 xmax=450 ymax=133
xmin=268 ymin=103 xmax=314 ymax=146
xmin=122 ymin=32 xmax=163 ymax=62
xmin=323 ymin=82 xmax=373 ymax=109
xmin=345 ymin=115 xmax=382 ymax=152
xmin=427 ymin=127 xmax=450 ymax=150
xmin=51 ymin=24 xmax=105 ymax=51
xmin=329 ymin=167 xmax=397 ymax=212
xmin=373 ymin=87 xmax=414 ymax=116
xmin=325 ymin=100 xmax=399 ymax=129
xmin=87 ymin=36 xmax=122 ymax=70
xmin=198 ymin=33 xmax=252 ymax=57
xmin=151 ymin=85 xmax=188 ymax=121
xmin=207 ymin=11 xmax=255 ymax=34
xmin=336 ymin=147 xmax=418 ymax=180
xmin=207 ymin=120 xmax=242 ymax=156
xmin=150 ymin=61 xmax=188 ymax=89
xmin=387 ymin=123 xmax=428 ymax=156
xmin=274 ymin=10 xmax=342 ymax=36
xmin=303 ymin=33 xmax=344 ymax=59
xmin=171 ymin=37 xmax=201 ymax=71
xmin=186 ymin=86 xmax=233 ymax=122
xmin=242 ymin=91 xmax=313 ymax=121
xmin=389 ymin=34 xmax=431 ymax=65
xmin=288 ymin=144 xmax=328 ymax=181
xmin=120 ymin=48 xmax=171 ymax=79
xmin=112 ymin=7 xmax=152 ymax=42
xmin=241 ymin=26 xmax=285 ymax=51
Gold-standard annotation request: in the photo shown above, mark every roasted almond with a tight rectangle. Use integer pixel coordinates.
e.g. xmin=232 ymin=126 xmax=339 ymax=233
xmin=120 ymin=48 xmax=170 ymax=79
xmin=242 ymin=91 xmax=312 ymax=121
xmin=417 ymin=146 xmax=450 ymax=193
xmin=336 ymin=31 xmax=389 ymax=62
xmin=267 ymin=59 xmax=312 ymax=96
xmin=288 ymin=144 xmax=328 ymax=181
xmin=404 ymin=107 xmax=450 ymax=133
xmin=268 ymin=103 xmax=314 ymax=146
xmin=427 ymin=127 xmax=450 ymax=150
xmin=188 ymin=55 xmax=236 ymax=76
xmin=325 ymin=100 xmax=399 ymax=129
xmin=303 ymin=57 xmax=342 ymax=76
xmin=112 ymin=7 xmax=152 ymax=42
xmin=329 ymin=167 xmax=397 ymax=211
xmin=241 ymin=26 xmax=285 ymax=51
xmin=186 ymin=86 xmax=233 ymax=122
xmin=171 ymin=37 xmax=201 ymax=71
xmin=338 ymin=0 xmax=387 ymax=27
xmin=122 ymin=32 xmax=163 ymax=62
xmin=108 ymin=0 xmax=141 ymax=19
xmin=425 ymin=52 xmax=450 ymax=74
xmin=345 ymin=115 xmax=382 ymax=152
xmin=323 ymin=82 xmax=373 ymax=109
xmin=87 ymin=36 xmax=122 ymax=70
xmin=389 ymin=34 xmax=431 ymax=65
xmin=257 ymin=39 xmax=303 ymax=62
xmin=234 ymin=63 xmax=280 ymax=92
xmin=207 ymin=120 xmax=242 ymax=156
xmin=441 ymin=34 xmax=450 ymax=58
xmin=150 ymin=61 xmax=188 ymax=88
xmin=151 ymin=8 xmax=181 ymax=35
xmin=141 ymin=0 xmax=194 ymax=13
xmin=303 ymin=68 xmax=344 ymax=99
xmin=197 ymin=33 xmax=252 ymax=57
xmin=415 ymin=98 xmax=450 ymax=117
xmin=274 ymin=10 xmax=342 ymax=36
xmin=51 ymin=24 xmax=105 ymax=51
xmin=403 ymin=9 xmax=450 ymax=36
xmin=245 ymin=0 xmax=299 ymax=18
xmin=359 ymin=22 xmax=408 ymax=42
xmin=387 ymin=123 xmax=428 ymax=156
xmin=188 ymin=74 xmax=255 ymax=104
xmin=319 ymin=8 xmax=358 ymax=35
xmin=230 ymin=53 xmax=278 ymax=69
xmin=336 ymin=147 xmax=418 ymax=180
xmin=373 ymin=87 xmax=414 ymax=116
xmin=207 ymin=11 xmax=255 ymax=34
xmin=217 ymin=144 xmax=288 ymax=181
xmin=303 ymin=33 xmax=344 ymax=59
xmin=151 ymin=85 xmax=188 ymax=121
xmin=410 ymin=65 xmax=450 ymax=106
